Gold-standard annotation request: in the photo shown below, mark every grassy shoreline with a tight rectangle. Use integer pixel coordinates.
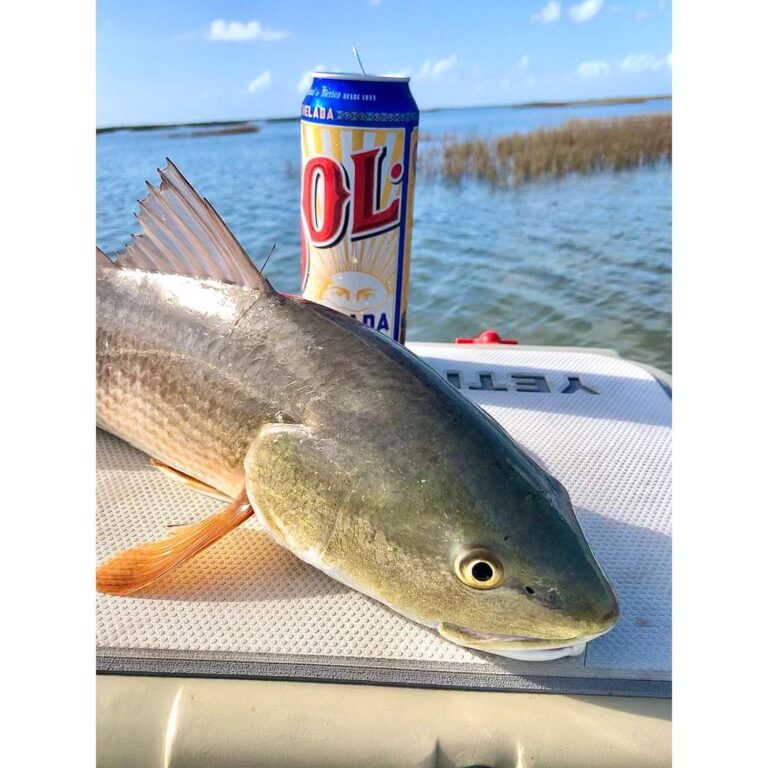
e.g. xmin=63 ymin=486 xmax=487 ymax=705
xmin=96 ymin=94 xmax=671 ymax=134
xmin=422 ymin=113 xmax=671 ymax=186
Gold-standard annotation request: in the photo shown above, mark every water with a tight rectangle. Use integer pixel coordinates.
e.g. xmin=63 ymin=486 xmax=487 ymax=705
xmin=97 ymin=99 xmax=671 ymax=372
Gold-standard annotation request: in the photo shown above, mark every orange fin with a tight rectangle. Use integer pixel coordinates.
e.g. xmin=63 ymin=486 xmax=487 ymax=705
xmin=96 ymin=491 xmax=253 ymax=595
xmin=149 ymin=458 xmax=232 ymax=502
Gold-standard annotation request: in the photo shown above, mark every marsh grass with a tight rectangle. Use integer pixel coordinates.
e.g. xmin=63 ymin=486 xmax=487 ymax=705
xmin=421 ymin=113 xmax=671 ymax=186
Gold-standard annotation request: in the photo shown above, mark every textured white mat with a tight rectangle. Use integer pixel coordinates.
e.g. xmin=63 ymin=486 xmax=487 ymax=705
xmin=97 ymin=345 xmax=671 ymax=694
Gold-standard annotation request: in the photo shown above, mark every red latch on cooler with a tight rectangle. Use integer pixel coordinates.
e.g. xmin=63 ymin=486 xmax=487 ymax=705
xmin=454 ymin=329 xmax=519 ymax=345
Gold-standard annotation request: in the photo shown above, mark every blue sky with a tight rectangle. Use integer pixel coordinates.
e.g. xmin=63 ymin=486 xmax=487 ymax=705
xmin=97 ymin=0 xmax=671 ymax=127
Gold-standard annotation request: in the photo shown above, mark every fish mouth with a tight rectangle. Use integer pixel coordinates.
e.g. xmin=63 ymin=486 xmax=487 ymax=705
xmin=437 ymin=622 xmax=611 ymax=662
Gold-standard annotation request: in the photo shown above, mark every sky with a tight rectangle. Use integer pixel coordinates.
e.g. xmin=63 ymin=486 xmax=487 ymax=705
xmin=97 ymin=0 xmax=671 ymax=127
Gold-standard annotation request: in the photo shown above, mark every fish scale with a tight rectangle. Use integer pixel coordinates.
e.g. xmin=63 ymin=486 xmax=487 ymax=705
xmin=97 ymin=273 xmax=274 ymax=497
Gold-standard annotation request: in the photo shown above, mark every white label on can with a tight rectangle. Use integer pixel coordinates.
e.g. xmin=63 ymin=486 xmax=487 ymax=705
xmin=300 ymin=122 xmax=414 ymax=338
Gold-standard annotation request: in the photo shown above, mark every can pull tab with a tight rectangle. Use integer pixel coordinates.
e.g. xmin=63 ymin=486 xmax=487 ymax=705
xmin=352 ymin=46 xmax=367 ymax=76
xmin=455 ymin=329 xmax=519 ymax=345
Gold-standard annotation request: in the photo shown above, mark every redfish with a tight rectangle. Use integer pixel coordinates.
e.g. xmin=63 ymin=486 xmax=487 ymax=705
xmin=96 ymin=162 xmax=618 ymax=661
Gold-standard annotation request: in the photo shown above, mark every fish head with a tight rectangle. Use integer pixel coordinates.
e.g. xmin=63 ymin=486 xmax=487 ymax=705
xmin=244 ymin=313 xmax=618 ymax=660
xmin=429 ymin=464 xmax=620 ymax=659
xmin=246 ymin=403 xmax=619 ymax=661
xmin=365 ymin=406 xmax=620 ymax=659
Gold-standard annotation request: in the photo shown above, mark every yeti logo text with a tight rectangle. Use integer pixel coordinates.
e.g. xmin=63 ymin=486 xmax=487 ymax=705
xmin=302 ymin=147 xmax=403 ymax=249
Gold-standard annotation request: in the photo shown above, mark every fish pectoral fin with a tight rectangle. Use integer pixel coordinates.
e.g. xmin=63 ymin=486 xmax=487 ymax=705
xmin=96 ymin=491 xmax=253 ymax=595
xmin=149 ymin=458 xmax=233 ymax=502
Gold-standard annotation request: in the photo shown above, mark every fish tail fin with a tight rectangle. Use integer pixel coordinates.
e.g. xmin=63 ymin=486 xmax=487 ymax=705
xmin=96 ymin=491 xmax=253 ymax=595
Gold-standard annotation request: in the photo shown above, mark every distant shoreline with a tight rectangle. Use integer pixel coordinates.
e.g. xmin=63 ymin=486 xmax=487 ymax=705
xmin=508 ymin=95 xmax=670 ymax=110
xmin=96 ymin=94 xmax=671 ymax=134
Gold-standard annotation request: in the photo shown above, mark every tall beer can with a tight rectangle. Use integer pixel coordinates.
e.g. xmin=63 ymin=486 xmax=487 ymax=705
xmin=300 ymin=72 xmax=419 ymax=343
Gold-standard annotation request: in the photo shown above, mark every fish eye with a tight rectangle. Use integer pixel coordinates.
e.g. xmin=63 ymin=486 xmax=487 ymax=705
xmin=454 ymin=549 xmax=504 ymax=590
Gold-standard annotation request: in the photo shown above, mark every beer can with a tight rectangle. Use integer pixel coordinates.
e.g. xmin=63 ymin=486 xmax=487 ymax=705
xmin=300 ymin=72 xmax=419 ymax=342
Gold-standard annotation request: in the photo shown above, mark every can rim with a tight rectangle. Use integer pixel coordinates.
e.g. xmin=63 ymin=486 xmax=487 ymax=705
xmin=311 ymin=71 xmax=411 ymax=84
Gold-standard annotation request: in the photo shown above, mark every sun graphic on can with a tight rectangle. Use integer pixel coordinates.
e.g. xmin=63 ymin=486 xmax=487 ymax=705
xmin=321 ymin=272 xmax=388 ymax=314
xmin=302 ymin=230 xmax=399 ymax=334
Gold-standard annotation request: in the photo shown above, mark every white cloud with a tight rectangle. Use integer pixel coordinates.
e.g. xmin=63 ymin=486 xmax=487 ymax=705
xmin=568 ymin=0 xmax=604 ymax=23
xmin=531 ymin=1 xmax=561 ymax=23
xmin=247 ymin=71 xmax=271 ymax=93
xmin=517 ymin=55 xmax=530 ymax=72
xmin=576 ymin=60 xmax=610 ymax=78
xmin=208 ymin=19 xmax=288 ymax=42
xmin=417 ymin=55 xmax=458 ymax=80
xmin=619 ymin=53 xmax=670 ymax=73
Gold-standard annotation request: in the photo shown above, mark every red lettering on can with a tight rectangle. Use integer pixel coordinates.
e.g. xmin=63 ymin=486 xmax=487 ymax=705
xmin=301 ymin=156 xmax=351 ymax=248
xmin=350 ymin=147 xmax=401 ymax=238
xmin=301 ymin=147 xmax=402 ymax=248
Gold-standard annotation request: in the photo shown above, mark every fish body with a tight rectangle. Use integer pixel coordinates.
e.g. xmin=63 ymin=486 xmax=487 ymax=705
xmin=96 ymin=162 xmax=618 ymax=661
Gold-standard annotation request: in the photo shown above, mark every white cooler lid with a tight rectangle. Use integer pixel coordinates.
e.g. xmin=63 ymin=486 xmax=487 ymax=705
xmin=97 ymin=344 xmax=671 ymax=697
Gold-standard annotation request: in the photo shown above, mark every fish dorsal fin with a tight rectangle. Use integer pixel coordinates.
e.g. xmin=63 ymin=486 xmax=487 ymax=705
xmin=114 ymin=160 xmax=273 ymax=293
xmin=96 ymin=247 xmax=115 ymax=269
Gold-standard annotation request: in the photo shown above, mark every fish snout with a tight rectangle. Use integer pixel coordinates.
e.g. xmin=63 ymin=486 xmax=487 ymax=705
xmin=566 ymin=596 xmax=618 ymax=644
xmin=587 ymin=555 xmax=620 ymax=629
xmin=566 ymin=569 xmax=620 ymax=638
xmin=519 ymin=560 xmax=619 ymax=634
xmin=592 ymin=588 xmax=620 ymax=635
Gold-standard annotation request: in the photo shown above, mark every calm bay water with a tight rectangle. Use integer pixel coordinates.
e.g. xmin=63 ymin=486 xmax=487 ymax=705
xmin=97 ymin=99 xmax=671 ymax=372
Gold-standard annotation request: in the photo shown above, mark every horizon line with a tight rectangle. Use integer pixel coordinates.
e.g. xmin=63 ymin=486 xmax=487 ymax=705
xmin=96 ymin=94 xmax=672 ymax=134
